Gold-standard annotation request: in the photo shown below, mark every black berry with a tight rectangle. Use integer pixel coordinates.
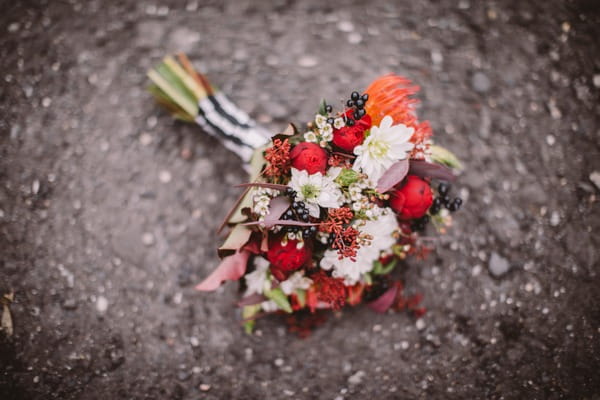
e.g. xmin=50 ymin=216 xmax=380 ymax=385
xmin=361 ymin=93 xmax=369 ymax=101
xmin=325 ymin=105 xmax=333 ymax=113
xmin=438 ymin=182 xmax=451 ymax=196
xmin=347 ymin=99 xmax=354 ymax=107
xmin=355 ymin=99 xmax=364 ymax=108
xmin=346 ymin=119 xmax=355 ymax=126
xmin=351 ymin=91 xmax=360 ymax=101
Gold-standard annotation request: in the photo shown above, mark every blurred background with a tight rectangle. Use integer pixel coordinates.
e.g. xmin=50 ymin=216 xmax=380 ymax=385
xmin=1 ymin=0 xmax=599 ymax=398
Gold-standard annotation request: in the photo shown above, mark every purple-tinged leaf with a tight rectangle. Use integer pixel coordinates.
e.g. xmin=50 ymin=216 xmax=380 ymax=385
xmin=264 ymin=197 xmax=291 ymax=225
xmin=377 ymin=159 xmax=410 ymax=193
xmin=237 ymin=293 xmax=267 ymax=307
xmin=331 ymin=151 xmax=356 ymax=160
xmin=242 ymin=220 xmax=318 ymax=228
xmin=235 ymin=182 xmax=289 ymax=191
xmin=409 ymin=160 xmax=456 ymax=181
xmin=367 ymin=285 xmax=398 ymax=313
xmin=195 ymin=250 xmax=250 ymax=291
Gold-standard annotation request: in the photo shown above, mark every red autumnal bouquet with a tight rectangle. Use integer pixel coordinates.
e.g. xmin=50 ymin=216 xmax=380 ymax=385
xmin=148 ymin=55 xmax=463 ymax=333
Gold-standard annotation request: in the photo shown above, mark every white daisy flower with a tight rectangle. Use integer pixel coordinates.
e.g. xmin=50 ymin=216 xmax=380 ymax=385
xmin=334 ymin=118 xmax=345 ymax=129
xmin=320 ymin=208 xmax=398 ymax=285
xmin=315 ymin=114 xmax=327 ymax=129
xmin=280 ymin=271 xmax=313 ymax=295
xmin=353 ymin=115 xmax=415 ymax=182
xmin=289 ymin=168 xmax=343 ymax=218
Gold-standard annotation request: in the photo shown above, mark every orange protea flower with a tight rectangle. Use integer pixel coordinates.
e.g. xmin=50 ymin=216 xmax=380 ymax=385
xmin=364 ymin=74 xmax=420 ymax=126
xmin=364 ymin=74 xmax=432 ymax=147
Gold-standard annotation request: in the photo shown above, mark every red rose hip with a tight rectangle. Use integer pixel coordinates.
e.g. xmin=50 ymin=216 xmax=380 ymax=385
xmin=290 ymin=142 xmax=328 ymax=174
xmin=390 ymin=175 xmax=433 ymax=219
xmin=332 ymin=111 xmax=371 ymax=152
xmin=267 ymin=234 xmax=312 ymax=275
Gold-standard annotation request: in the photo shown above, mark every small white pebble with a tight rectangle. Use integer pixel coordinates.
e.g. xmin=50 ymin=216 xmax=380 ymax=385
xmin=274 ymin=358 xmax=284 ymax=367
xmin=190 ymin=337 xmax=200 ymax=347
xmin=142 ymin=232 xmax=155 ymax=246
xmin=416 ymin=319 xmax=426 ymax=330
xmin=337 ymin=20 xmax=354 ymax=32
xmin=139 ymin=133 xmax=153 ymax=146
xmin=42 ymin=97 xmax=52 ymax=107
xmin=96 ymin=296 xmax=108 ymax=313
xmin=159 ymin=170 xmax=172 ymax=183
xmin=372 ymin=324 xmax=382 ymax=332
xmin=199 ymin=384 xmax=211 ymax=391
xmin=401 ymin=340 xmax=409 ymax=350
xmin=297 ymin=55 xmax=318 ymax=68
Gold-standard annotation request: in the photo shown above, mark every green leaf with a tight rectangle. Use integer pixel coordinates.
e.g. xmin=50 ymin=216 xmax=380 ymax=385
xmin=335 ymin=168 xmax=361 ymax=187
xmin=147 ymin=68 xmax=197 ymax=118
xmin=317 ymin=98 xmax=328 ymax=116
xmin=242 ymin=305 xmax=261 ymax=334
xmin=264 ymin=288 xmax=293 ymax=313
xmin=372 ymin=258 xmax=398 ymax=275
xmin=363 ymin=273 xmax=373 ymax=285
xmin=295 ymin=289 xmax=306 ymax=308
xmin=430 ymin=145 xmax=463 ymax=170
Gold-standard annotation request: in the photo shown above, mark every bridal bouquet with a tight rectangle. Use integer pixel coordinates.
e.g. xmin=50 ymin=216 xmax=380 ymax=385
xmin=148 ymin=54 xmax=462 ymax=333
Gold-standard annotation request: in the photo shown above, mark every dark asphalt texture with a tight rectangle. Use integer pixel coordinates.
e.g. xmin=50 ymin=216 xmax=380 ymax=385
xmin=1 ymin=1 xmax=600 ymax=399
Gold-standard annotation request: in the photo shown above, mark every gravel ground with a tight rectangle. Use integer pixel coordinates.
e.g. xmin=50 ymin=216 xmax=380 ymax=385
xmin=1 ymin=1 xmax=600 ymax=399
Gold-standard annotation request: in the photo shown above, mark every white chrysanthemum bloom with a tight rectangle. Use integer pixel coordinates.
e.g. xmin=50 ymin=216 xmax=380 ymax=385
xmin=245 ymin=257 xmax=271 ymax=295
xmin=304 ymin=131 xmax=318 ymax=142
xmin=320 ymin=208 xmax=398 ymax=285
xmin=280 ymin=271 xmax=313 ymax=295
xmin=334 ymin=118 xmax=345 ymax=129
xmin=353 ymin=115 xmax=415 ymax=182
xmin=315 ymin=114 xmax=327 ymax=129
xmin=289 ymin=168 xmax=343 ymax=218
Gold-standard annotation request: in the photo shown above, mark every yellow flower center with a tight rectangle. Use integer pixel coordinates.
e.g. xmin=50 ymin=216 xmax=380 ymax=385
xmin=368 ymin=139 xmax=390 ymax=159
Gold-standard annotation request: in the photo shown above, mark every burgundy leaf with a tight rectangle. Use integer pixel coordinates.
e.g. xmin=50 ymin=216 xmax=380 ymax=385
xmin=367 ymin=285 xmax=399 ymax=313
xmin=195 ymin=250 xmax=250 ymax=291
xmin=263 ymin=196 xmax=291 ymax=225
xmin=409 ymin=160 xmax=456 ymax=181
xmin=237 ymin=293 xmax=267 ymax=307
xmin=377 ymin=159 xmax=410 ymax=193
xmin=242 ymin=220 xmax=318 ymax=228
xmin=235 ymin=182 xmax=289 ymax=191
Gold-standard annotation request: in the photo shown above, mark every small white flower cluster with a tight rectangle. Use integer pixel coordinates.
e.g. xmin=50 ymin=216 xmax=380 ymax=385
xmin=252 ymin=187 xmax=278 ymax=219
xmin=346 ymin=180 xmax=382 ymax=220
xmin=412 ymin=139 xmax=432 ymax=161
xmin=304 ymin=114 xmax=345 ymax=148
xmin=320 ymin=207 xmax=399 ymax=285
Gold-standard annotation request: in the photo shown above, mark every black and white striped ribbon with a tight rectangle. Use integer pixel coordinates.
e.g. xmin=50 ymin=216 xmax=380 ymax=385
xmin=195 ymin=94 xmax=271 ymax=163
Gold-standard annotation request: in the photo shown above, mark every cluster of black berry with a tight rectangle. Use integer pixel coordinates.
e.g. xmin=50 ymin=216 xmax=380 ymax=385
xmin=430 ymin=182 xmax=463 ymax=214
xmin=283 ymin=187 xmax=317 ymax=238
xmin=345 ymin=91 xmax=369 ymax=126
